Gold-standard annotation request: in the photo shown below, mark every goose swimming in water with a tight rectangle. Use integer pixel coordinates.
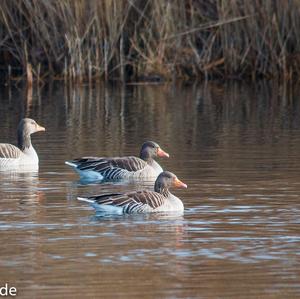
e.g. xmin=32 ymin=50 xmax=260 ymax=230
xmin=65 ymin=141 xmax=169 ymax=181
xmin=0 ymin=118 xmax=45 ymax=171
xmin=78 ymin=171 xmax=187 ymax=214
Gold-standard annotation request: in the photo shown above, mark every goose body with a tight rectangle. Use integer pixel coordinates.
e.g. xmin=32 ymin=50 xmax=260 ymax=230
xmin=0 ymin=118 xmax=45 ymax=171
xmin=66 ymin=141 xmax=169 ymax=181
xmin=78 ymin=171 xmax=187 ymax=214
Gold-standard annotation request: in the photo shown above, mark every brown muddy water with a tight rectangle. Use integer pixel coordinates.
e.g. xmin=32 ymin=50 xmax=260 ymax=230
xmin=0 ymin=82 xmax=299 ymax=298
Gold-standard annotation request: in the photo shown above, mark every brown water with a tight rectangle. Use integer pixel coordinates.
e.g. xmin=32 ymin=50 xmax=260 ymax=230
xmin=0 ymin=82 xmax=300 ymax=298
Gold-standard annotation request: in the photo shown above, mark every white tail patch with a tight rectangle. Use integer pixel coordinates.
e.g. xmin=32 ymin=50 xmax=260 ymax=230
xmin=77 ymin=197 xmax=94 ymax=203
xmin=65 ymin=161 xmax=78 ymax=168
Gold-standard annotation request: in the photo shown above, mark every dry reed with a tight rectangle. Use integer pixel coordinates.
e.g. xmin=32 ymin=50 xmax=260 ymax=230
xmin=0 ymin=0 xmax=299 ymax=83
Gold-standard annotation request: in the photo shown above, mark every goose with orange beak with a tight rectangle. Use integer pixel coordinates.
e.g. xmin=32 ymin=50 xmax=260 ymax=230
xmin=66 ymin=141 xmax=169 ymax=181
xmin=78 ymin=171 xmax=187 ymax=214
xmin=0 ymin=118 xmax=45 ymax=170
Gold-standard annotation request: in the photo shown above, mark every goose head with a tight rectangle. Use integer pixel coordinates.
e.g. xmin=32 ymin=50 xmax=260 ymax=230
xmin=140 ymin=141 xmax=169 ymax=161
xmin=17 ymin=118 xmax=45 ymax=150
xmin=154 ymin=171 xmax=187 ymax=194
xmin=18 ymin=118 xmax=45 ymax=135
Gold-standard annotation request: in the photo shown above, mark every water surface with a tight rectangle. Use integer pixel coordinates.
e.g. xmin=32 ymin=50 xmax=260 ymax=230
xmin=0 ymin=82 xmax=300 ymax=298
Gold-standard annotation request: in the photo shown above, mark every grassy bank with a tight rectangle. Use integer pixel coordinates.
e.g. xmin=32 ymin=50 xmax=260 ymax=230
xmin=0 ymin=0 xmax=299 ymax=83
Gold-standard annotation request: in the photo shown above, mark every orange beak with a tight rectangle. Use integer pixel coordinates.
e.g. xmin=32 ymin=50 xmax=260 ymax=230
xmin=36 ymin=124 xmax=46 ymax=132
xmin=173 ymin=178 xmax=187 ymax=188
xmin=157 ymin=147 xmax=169 ymax=158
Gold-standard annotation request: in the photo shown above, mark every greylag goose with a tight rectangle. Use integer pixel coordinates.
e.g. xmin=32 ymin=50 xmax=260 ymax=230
xmin=65 ymin=141 xmax=169 ymax=180
xmin=78 ymin=171 xmax=187 ymax=214
xmin=0 ymin=118 xmax=45 ymax=170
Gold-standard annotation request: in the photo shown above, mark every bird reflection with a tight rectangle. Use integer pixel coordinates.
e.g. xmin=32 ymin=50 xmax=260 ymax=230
xmin=0 ymin=171 xmax=44 ymax=203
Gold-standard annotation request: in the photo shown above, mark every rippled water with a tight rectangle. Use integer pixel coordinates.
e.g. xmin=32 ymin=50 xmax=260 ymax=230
xmin=0 ymin=82 xmax=300 ymax=298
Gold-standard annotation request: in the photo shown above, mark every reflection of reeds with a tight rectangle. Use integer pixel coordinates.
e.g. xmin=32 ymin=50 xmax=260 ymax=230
xmin=0 ymin=1 xmax=299 ymax=82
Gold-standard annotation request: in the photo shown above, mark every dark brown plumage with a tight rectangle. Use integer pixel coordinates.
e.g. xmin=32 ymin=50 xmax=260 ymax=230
xmin=78 ymin=171 xmax=187 ymax=214
xmin=66 ymin=141 xmax=169 ymax=180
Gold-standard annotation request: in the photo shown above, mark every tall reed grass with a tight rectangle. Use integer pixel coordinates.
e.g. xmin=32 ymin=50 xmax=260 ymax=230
xmin=0 ymin=0 xmax=299 ymax=83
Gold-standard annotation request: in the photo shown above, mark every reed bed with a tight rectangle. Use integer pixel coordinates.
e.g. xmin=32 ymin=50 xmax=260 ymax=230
xmin=0 ymin=0 xmax=299 ymax=83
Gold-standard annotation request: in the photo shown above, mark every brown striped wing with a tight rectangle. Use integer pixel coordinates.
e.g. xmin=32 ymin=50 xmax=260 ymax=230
xmin=92 ymin=190 xmax=165 ymax=213
xmin=0 ymin=143 xmax=22 ymax=159
xmin=74 ymin=156 xmax=147 ymax=178
xmin=108 ymin=156 xmax=147 ymax=172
